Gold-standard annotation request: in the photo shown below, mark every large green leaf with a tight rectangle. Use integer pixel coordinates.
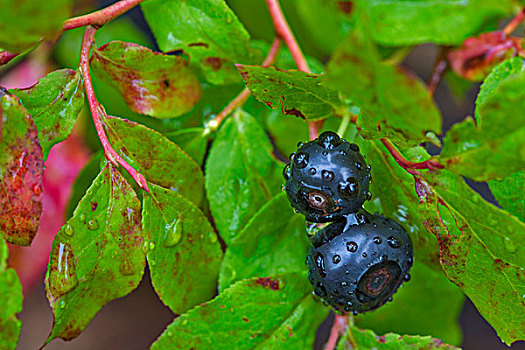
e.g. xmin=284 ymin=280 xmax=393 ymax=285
xmin=325 ymin=15 xmax=441 ymax=147
xmin=165 ymin=127 xmax=210 ymax=166
xmin=365 ymin=0 xmax=513 ymax=46
xmin=141 ymin=0 xmax=260 ymax=84
xmin=0 ymin=0 xmax=70 ymax=52
xmin=142 ymin=184 xmax=223 ymax=314
xmin=489 ymin=171 xmax=525 ymax=222
xmin=440 ymin=58 xmax=525 ymax=181
xmin=44 ymin=165 xmax=145 ymax=342
xmin=91 ymin=41 xmax=201 ymax=119
xmin=104 ymin=116 xmax=204 ymax=205
xmin=237 ymin=65 xmax=347 ymax=120
xmin=337 ymin=326 xmax=459 ymax=350
xmin=205 ymin=110 xmax=281 ymax=244
xmin=0 ymin=239 xmax=22 ymax=350
xmin=10 ymin=69 xmax=84 ymax=159
xmin=356 ymin=261 xmax=464 ymax=346
xmin=0 ymin=92 xmax=43 ymax=246
xmin=417 ymin=170 xmax=525 ymax=345
xmin=219 ymin=193 xmax=310 ymax=290
xmin=151 ymin=273 xmax=329 ymax=349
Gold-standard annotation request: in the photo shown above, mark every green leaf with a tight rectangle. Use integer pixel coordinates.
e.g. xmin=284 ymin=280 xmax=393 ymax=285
xmin=151 ymin=273 xmax=329 ymax=349
xmin=165 ymin=127 xmax=210 ymax=165
xmin=365 ymin=0 xmax=512 ymax=46
xmin=362 ymin=140 xmax=440 ymax=268
xmin=10 ymin=69 xmax=84 ymax=159
xmin=219 ymin=193 xmax=310 ymax=290
xmin=0 ymin=0 xmax=70 ymax=52
xmin=205 ymin=110 xmax=281 ymax=244
xmin=91 ymin=41 xmax=201 ymax=119
xmin=440 ymin=58 xmax=525 ymax=181
xmin=0 ymin=92 xmax=43 ymax=246
xmin=326 ymin=16 xmax=441 ymax=147
xmin=45 ymin=165 xmax=145 ymax=342
xmin=104 ymin=116 xmax=204 ymax=205
xmin=141 ymin=0 xmax=261 ymax=84
xmin=0 ymin=239 xmax=22 ymax=350
xmin=237 ymin=65 xmax=346 ymax=120
xmin=356 ymin=261 xmax=464 ymax=346
xmin=142 ymin=184 xmax=223 ymax=314
xmin=489 ymin=171 xmax=525 ymax=222
xmin=337 ymin=326 xmax=459 ymax=350
xmin=417 ymin=170 xmax=525 ymax=345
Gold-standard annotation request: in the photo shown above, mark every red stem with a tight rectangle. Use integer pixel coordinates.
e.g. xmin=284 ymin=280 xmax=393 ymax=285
xmin=63 ymin=0 xmax=144 ymax=31
xmin=503 ymin=7 xmax=525 ymax=36
xmin=325 ymin=314 xmax=348 ymax=350
xmin=427 ymin=47 xmax=449 ymax=96
xmin=79 ymin=26 xmax=149 ymax=192
xmin=265 ymin=0 xmax=321 ymax=140
xmin=381 ymin=138 xmax=443 ymax=175
xmin=212 ymin=38 xmax=282 ymax=129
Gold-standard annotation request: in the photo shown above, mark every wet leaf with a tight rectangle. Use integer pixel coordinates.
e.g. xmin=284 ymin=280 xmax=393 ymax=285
xmin=0 ymin=239 xmax=23 ymax=350
xmin=326 ymin=15 xmax=441 ymax=147
xmin=104 ymin=116 xmax=204 ymax=205
xmin=417 ymin=170 xmax=525 ymax=345
xmin=205 ymin=110 xmax=281 ymax=244
xmin=44 ymin=165 xmax=145 ymax=342
xmin=237 ymin=65 xmax=347 ymax=120
xmin=152 ymin=273 xmax=329 ymax=349
xmin=142 ymin=184 xmax=223 ymax=314
xmin=165 ymin=127 xmax=210 ymax=165
xmin=219 ymin=193 xmax=310 ymax=290
xmin=0 ymin=0 xmax=71 ymax=52
xmin=0 ymin=92 xmax=43 ymax=246
xmin=337 ymin=326 xmax=459 ymax=349
xmin=141 ymin=0 xmax=261 ymax=84
xmin=356 ymin=261 xmax=464 ymax=346
xmin=10 ymin=69 xmax=84 ymax=159
xmin=91 ymin=41 xmax=201 ymax=119
xmin=489 ymin=171 xmax=525 ymax=222
xmin=440 ymin=58 xmax=525 ymax=181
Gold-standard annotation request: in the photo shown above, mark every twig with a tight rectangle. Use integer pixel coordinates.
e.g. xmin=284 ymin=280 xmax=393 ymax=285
xmin=381 ymin=138 xmax=443 ymax=175
xmin=325 ymin=314 xmax=348 ymax=350
xmin=427 ymin=47 xmax=449 ymax=96
xmin=209 ymin=38 xmax=282 ymax=131
xmin=265 ymin=0 xmax=321 ymax=139
xmin=63 ymin=0 xmax=144 ymax=31
xmin=79 ymin=26 xmax=149 ymax=192
xmin=503 ymin=7 xmax=525 ymax=36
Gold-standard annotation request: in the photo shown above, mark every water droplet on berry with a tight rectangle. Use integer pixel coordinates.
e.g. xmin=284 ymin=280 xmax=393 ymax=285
xmin=309 ymin=168 xmax=316 ymax=175
xmin=332 ymin=254 xmax=341 ymax=264
xmin=387 ymin=236 xmax=401 ymax=248
xmin=380 ymin=254 xmax=388 ymax=262
xmin=321 ymin=170 xmax=334 ymax=182
xmin=297 ymin=141 xmax=304 ymax=148
xmin=315 ymin=252 xmax=326 ymax=277
xmin=163 ymin=217 xmax=183 ymax=247
xmin=294 ymin=152 xmax=309 ymax=168
xmin=355 ymin=161 xmax=363 ymax=170
xmin=362 ymin=252 xmax=368 ymax=258
xmin=340 ymin=150 xmax=347 ymax=156
xmin=289 ymin=152 xmax=295 ymax=160
xmin=373 ymin=236 xmax=382 ymax=244
xmin=404 ymin=273 xmax=411 ymax=281
xmin=338 ymin=177 xmax=359 ymax=198
xmin=346 ymin=241 xmax=358 ymax=252
xmin=322 ymin=151 xmax=328 ymax=156
xmin=317 ymin=131 xmax=341 ymax=149
xmin=349 ymin=143 xmax=359 ymax=152
xmin=282 ymin=164 xmax=290 ymax=180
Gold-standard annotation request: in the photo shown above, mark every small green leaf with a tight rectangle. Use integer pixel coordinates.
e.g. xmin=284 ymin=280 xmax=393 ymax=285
xmin=45 ymin=165 xmax=145 ymax=342
xmin=489 ymin=171 xmax=525 ymax=222
xmin=165 ymin=127 xmax=210 ymax=165
xmin=104 ymin=116 xmax=204 ymax=205
xmin=91 ymin=41 xmax=201 ymax=119
xmin=10 ymin=69 xmax=84 ymax=159
xmin=365 ymin=0 xmax=512 ymax=46
xmin=440 ymin=58 xmax=525 ymax=181
xmin=0 ymin=92 xmax=43 ymax=246
xmin=219 ymin=193 xmax=310 ymax=290
xmin=141 ymin=0 xmax=261 ymax=84
xmin=237 ymin=64 xmax=346 ymax=120
xmin=152 ymin=273 xmax=329 ymax=349
xmin=337 ymin=326 xmax=459 ymax=349
xmin=142 ymin=184 xmax=223 ymax=314
xmin=0 ymin=0 xmax=71 ymax=52
xmin=356 ymin=261 xmax=464 ymax=346
xmin=418 ymin=170 xmax=525 ymax=345
xmin=205 ymin=110 xmax=281 ymax=244
xmin=0 ymin=239 xmax=22 ymax=350
xmin=326 ymin=15 xmax=441 ymax=146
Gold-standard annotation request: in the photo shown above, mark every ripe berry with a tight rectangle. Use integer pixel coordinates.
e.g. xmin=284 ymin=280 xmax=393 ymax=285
xmin=283 ymin=131 xmax=371 ymax=223
xmin=306 ymin=212 xmax=413 ymax=314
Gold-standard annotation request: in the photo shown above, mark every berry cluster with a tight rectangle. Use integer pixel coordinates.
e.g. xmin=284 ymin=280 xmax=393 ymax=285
xmin=284 ymin=131 xmax=413 ymax=315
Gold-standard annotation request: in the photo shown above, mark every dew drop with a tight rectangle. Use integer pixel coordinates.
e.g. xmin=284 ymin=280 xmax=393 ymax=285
xmin=379 ymin=254 xmax=388 ymax=262
xmin=340 ymin=150 xmax=347 ymax=156
xmin=322 ymin=170 xmax=334 ymax=182
xmin=297 ymin=141 xmax=304 ymax=148
xmin=387 ymin=236 xmax=401 ymax=248
xmin=315 ymin=252 xmax=326 ymax=277
xmin=349 ymin=143 xmax=360 ymax=152
xmin=355 ymin=161 xmax=363 ymax=170
xmin=59 ymin=300 xmax=66 ymax=309
xmin=63 ymin=224 xmax=74 ymax=237
xmin=504 ymin=237 xmax=517 ymax=253
xmin=283 ymin=164 xmax=290 ymax=180
xmin=149 ymin=242 xmax=156 ymax=250
xmin=322 ymin=151 xmax=328 ymax=156
xmin=309 ymin=168 xmax=316 ymax=175
xmin=294 ymin=152 xmax=309 ymax=168
xmin=346 ymin=241 xmax=358 ymax=253
xmin=78 ymin=214 xmax=86 ymax=222
xmin=163 ymin=218 xmax=183 ymax=248
xmin=49 ymin=243 xmax=78 ymax=298
xmin=362 ymin=252 xmax=368 ymax=258
xmin=373 ymin=236 xmax=382 ymax=244
xmin=338 ymin=177 xmax=359 ymax=198
xmin=87 ymin=219 xmax=99 ymax=231
xmin=332 ymin=254 xmax=341 ymax=264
